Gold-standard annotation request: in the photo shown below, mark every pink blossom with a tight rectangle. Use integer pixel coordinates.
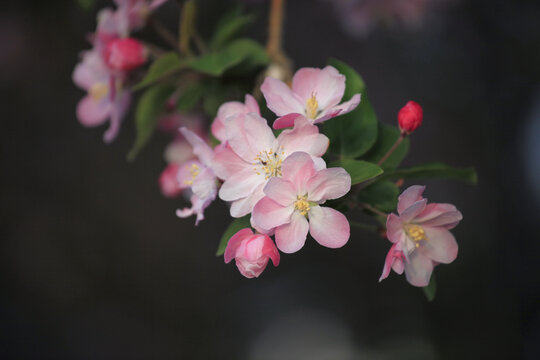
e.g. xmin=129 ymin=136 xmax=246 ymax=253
xmin=158 ymin=163 xmax=182 ymax=198
xmin=103 ymin=37 xmax=147 ymax=71
xmin=215 ymin=114 xmax=329 ymax=218
xmin=211 ymin=94 xmax=260 ymax=143
xmin=379 ymin=185 xmax=463 ymax=287
xmin=260 ymin=66 xmax=361 ymax=129
xmin=224 ymin=228 xmax=280 ymax=278
xmin=72 ymin=49 xmax=131 ymax=143
xmin=175 ymin=128 xmax=217 ymax=225
xmin=398 ymin=100 xmax=423 ymax=134
xmin=251 ymin=152 xmax=351 ymax=253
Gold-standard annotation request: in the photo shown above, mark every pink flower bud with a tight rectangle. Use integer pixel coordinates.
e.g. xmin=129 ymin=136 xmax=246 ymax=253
xmin=158 ymin=163 xmax=182 ymax=198
xmin=104 ymin=38 xmax=147 ymax=71
xmin=398 ymin=101 xmax=423 ymax=134
xmin=224 ymin=228 xmax=280 ymax=278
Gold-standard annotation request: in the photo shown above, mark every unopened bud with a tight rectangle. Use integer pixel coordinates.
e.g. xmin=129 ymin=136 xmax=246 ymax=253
xmin=398 ymin=101 xmax=423 ymax=134
xmin=104 ymin=38 xmax=147 ymax=71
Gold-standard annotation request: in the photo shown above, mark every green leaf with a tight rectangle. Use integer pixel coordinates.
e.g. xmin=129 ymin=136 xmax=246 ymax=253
xmin=210 ymin=11 xmax=254 ymax=50
xmin=128 ymin=85 xmax=175 ymax=161
xmin=134 ymin=53 xmax=187 ymax=90
xmin=176 ymin=82 xmax=205 ymax=111
xmin=324 ymin=59 xmax=378 ymax=159
xmin=330 ymin=159 xmax=383 ymax=185
xmin=423 ymin=273 xmax=437 ymax=301
xmin=189 ymin=39 xmax=268 ymax=76
xmin=216 ymin=216 xmax=251 ymax=256
xmin=380 ymin=162 xmax=478 ymax=184
xmin=179 ymin=0 xmax=197 ymax=55
xmin=77 ymin=0 xmax=95 ymax=11
xmin=357 ymin=180 xmax=399 ymax=213
xmin=362 ymin=123 xmax=410 ymax=170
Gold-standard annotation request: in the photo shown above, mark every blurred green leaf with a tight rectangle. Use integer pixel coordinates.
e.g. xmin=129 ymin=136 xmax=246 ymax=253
xmin=423 ymin=273 xmax=437 ymax=301
xmin=77 ymin=0 xmax=95 ymax=11
xmin=189 ymin=39 xmax=268 ymax=76
xmin=210 ymin=11 xmax=254 ymax=50
xmin=381 ymin=162 xmax=478 ymax=184
xmin=324 ymin=59 xmax=378 ymax=159
xmin=357 ymin=180 xmax=399 ymax=213
xmin=330 ymin=159 xmax=383 ymax=185
xmin=176 ymin=82 xmax=205 ymax=111
xmin=134 ymin=53 xmax=187 ymax=90
xmin=216 ymin=216 xmax=251 ymax=256
xmin=362 ymin=123 xmax=409 ymax=170
xmin=128 ymin=85 xmax=175 ymax=161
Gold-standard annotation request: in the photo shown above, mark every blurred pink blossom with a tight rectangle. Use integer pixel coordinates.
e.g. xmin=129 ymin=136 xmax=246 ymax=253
xmin=224 ymin=228 xmax=280 ymax=278
xmin=211 ymin=94 xmax=260 ymax=143
xmin=252 ymin=152 xmax=351 ymax=254
xmin=379 ymin=185 xmax=463 ymax=287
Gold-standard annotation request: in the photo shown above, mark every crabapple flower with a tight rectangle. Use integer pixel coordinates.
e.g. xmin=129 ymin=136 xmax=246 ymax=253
xmin=215 ymin=114 xmax=329 ymax=218
xmin=252 ymin=152 xmax=351 ymax=253
xmin=398 ymin=100 xmax=423 ymax=134
xmin=224 ymin=228 xmax=280 ymax=278
xmin=103 ymin=37 xmax=147 ymax=71
xmin=379 ymin=185 xmax=463 ymax=287
xmin=159 ymin=163 xmax=182 ymax=198
xmin=175 ymin=128 xmax=217 ymax=225
xmin=211 ymin=94 xmax=260 ymax=143
xmin=72 ymin=49 xmax=131 ymax=143
xmin=260 ymin=66 xmax=361 ymax=129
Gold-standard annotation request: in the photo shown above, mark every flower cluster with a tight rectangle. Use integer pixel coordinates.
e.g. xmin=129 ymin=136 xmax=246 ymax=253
xmin=73 ymin=0 xmax=166 ymax=142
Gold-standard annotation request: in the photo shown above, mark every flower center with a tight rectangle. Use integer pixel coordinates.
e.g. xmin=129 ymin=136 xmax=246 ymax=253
xmin=404 ymin=224 xmax=427 ymax=248
xmin=183 ymin=163 xmax=200 ymax=185
xmin=254 ymin=148 xmax=284 ymax=179
xmin=306 ymin=94 xmax=319 ymax=119
xmin=89 ymin=82 xmax=109 ymax=101
xmin=294 ymin=194 xmax=310 ymax=216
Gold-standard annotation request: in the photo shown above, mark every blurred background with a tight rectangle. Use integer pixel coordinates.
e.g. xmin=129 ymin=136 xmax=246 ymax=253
xmin=2 ymin=0 xmax=539 ymax=358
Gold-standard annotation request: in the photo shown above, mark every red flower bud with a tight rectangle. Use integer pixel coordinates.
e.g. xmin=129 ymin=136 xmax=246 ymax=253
xmin=398 ymin=101 xmax=423 ymax=134
xmin=104 ymin=38 xmax=147 ymax=71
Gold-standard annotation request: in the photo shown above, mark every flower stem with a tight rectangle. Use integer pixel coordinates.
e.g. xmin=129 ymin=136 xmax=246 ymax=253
xmin=149 ymin=16 xmax=181 ymax=53
xmin=266 ymin=0 xmax=285 ymax=57
xmin=360 ymin=203 xmax=388 ymax=218
xmin=377 ymin=133 xmax=406 ymax=166
xmin=349 ymin=221 xmax=378 ymax=233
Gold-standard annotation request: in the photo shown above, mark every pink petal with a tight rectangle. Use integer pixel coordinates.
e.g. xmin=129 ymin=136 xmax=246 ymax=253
xmin=229 ymin=183 xmax=265 ymax=218
xmin=291 ymin=66 xmax=345 ymax=109
xmin=386 ymin=213 xmax=404 ymax=244
xmin=400 ymin=199 xmax=427 ymax=223
xmin=275 ymin=212 xmax=309 ymax=253
xmin=191 ymin=166 xmax=217 ymax=201
xmin=416 ymin=204 xmax=463 ymax=229
xmin=379 ymin=243 xmax=404 ymax=282
xmin=244 ymin=94 xmax=260 ymax=114
xmin=225 ymin=113 xmax=275 ymax=161
xmin=212 ymin=145 xmax=247 ymax=180
xmin=224 ymin=228 xmax=254 ymax=263
xmin=305 ymin=168 xmax=351 ymax=203
xmin=76 ymin=96 xmax=110 ymax=127
xmin=252 ymin=197 xmax=294 ymax=232
xmin=315 ymin=93 xmax=361 ymax=124
xmin=280 ymin=152 xmax=317 ymax=191
xmin=180 ymin=127 xmax=214 ymax=167
xmin=277 ymin=116 xmax=329 ymax=157
xmin=103 ymin=91 xmax=131 ymax=143
xmin=218 ymin=170 xmax=261 ymax=202
xmin=273 ymin=113 xmax=303 ymax=129
xmin=260 ymin=77 xmax=304 ymax=116
xmin=261 ymin=236 xmax=280 ymax=267
xmin=263 ymin=177 xmax=297 ymax=206
xmin=397 ymin=185 xmax=426 ymax=215
xmin=420 ymin=227 xmax=458 ymax=264
xmin=307 ymin=206 xmax=350 ymax=249
xmin=403 ymin=251 xmax=434 ymax=287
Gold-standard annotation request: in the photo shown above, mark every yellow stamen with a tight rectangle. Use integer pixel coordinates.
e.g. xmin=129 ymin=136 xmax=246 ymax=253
xmin=404 ymin=224 xmax=427 ymax=242
xmin=306 ymin=94 xmax=319 ymax=119
xmin=183 ymin=163 xmax=200 ymax=185
xmin=89 ymin=82 xmax=109 ymax=101
xmin=254 ymin=148 xmax=283 ymax=179
xmin=294 ymin=194 xmax=310 ymax=216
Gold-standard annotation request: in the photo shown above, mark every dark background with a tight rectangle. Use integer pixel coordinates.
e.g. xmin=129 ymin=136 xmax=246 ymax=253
xmin=2 ymin=0 xmax=539 ymax=359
